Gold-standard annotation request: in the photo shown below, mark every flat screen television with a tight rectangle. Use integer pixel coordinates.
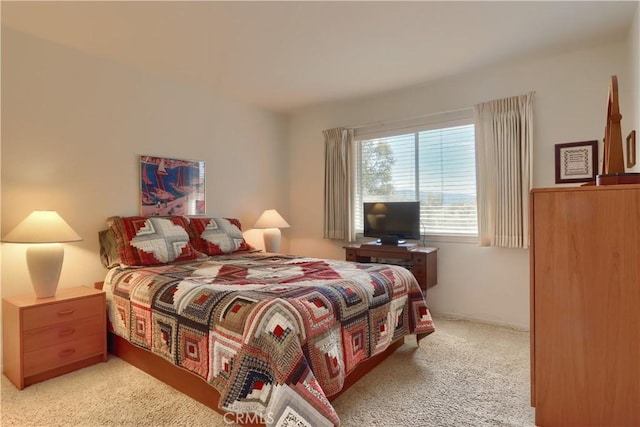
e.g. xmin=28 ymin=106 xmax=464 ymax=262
xmin=363 ymin=201 xmax=420 ymax=244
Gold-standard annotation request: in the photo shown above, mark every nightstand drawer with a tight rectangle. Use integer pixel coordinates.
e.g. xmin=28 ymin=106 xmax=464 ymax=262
xmin=22 ymin=294 xmax=103 ymax=330
xmin=23 ymin=332 xmax=105 ymax=376
xmin=22 ymin=315 xmax=104 ymax=353
xmin=411 ymin=254 xmax=427 ymax=265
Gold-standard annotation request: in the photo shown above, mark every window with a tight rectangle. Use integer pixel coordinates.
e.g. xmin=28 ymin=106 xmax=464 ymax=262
xmin=353 ymin=112 xmax=477 ymax=238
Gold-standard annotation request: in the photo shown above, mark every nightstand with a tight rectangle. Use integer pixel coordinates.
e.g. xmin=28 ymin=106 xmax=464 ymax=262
xmin=2 ymin=286 xmax=107 ymax=389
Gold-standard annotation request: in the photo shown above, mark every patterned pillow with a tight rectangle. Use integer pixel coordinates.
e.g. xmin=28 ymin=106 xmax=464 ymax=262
xmin=107 ymin=216 xmax=199 ymax=266
xmin=187 ymin=217 xmax=253 ymax=256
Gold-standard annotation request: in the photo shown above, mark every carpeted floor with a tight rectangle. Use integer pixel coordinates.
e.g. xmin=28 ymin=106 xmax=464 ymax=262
xmin=0 ymin=318 xmax=535 ymax=426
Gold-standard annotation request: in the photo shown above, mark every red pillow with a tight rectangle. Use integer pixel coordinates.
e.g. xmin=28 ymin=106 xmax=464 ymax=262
xmin=187 ymin=217 xmax=253 ymax=256
xmin=107 ymin=216 xmax=199 ymax=266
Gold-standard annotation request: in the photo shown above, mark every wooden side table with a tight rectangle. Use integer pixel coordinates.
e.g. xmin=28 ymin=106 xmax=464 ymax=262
xmin=344 ymin=243 xmax=438 ymax=292
xmin=2 ymin=286 xmax=107 ymax=389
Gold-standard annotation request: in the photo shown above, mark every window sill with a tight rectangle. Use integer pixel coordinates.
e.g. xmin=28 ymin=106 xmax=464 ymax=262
xmin=420 ymin=234 xmax=478 ymax=245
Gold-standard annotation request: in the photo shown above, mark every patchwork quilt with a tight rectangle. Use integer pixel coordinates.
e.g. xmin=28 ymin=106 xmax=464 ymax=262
xmin=103 ymin=252 xmax=435 ymax=426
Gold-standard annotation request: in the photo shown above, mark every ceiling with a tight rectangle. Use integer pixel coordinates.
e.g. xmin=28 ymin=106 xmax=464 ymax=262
xmin=2 ymin=1 xmax=638 ymax=113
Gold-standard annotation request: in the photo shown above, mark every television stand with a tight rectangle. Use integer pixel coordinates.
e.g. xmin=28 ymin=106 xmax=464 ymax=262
xmin=344 ymin=243 xmax=438 ymax=292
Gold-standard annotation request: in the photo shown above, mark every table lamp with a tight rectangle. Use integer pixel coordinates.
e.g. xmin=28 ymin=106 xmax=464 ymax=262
xmin=3 ymin=210 xmax=82 ymax=298
xmin=253 ymin=209 xmax=290 ymax=253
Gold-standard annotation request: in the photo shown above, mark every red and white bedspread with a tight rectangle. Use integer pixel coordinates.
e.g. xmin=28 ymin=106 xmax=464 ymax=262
xmin=103 ymin=252 xmax=435 ymax=426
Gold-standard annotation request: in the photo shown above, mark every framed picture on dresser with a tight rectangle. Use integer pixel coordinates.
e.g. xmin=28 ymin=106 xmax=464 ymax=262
xmin=554 ymin=140 xmax=598 ymax=184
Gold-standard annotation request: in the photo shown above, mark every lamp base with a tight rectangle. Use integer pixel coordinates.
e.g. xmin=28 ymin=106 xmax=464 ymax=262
xmin=263 ymin=228 xmax=282 ymax=253
xmin=26 ymin=244 xmax=64 ymax=298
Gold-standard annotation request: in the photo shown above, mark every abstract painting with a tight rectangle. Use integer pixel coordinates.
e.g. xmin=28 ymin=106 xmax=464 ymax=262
xmin=140 ymin=155 xmax=205 ymax=216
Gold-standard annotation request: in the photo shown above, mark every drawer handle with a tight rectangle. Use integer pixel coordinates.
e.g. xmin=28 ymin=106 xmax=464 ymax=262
xmin=58 ymin=328 xmax=76 ymax=337
xmin=58 ymin=309 xmax=75 ymax=316
xmin=59 ymin=348 xmax=76 ymax=358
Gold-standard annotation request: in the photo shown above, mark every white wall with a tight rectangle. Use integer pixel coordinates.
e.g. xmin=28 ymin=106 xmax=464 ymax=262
xmin=288 ymin=41 xmax=631 ymax=330
xmin=0 ymin=28 xmax=288 ymax=298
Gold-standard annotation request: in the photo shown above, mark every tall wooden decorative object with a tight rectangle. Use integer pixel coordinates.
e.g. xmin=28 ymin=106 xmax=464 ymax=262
xmin=602 ymin=75 xmax=624 ymax=174
xmin=596 ymin=75 xmax=640 ymax=185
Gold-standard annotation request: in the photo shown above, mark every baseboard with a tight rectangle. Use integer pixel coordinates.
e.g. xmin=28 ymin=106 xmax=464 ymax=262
xmin=431 ymin=311 xmax=529 ymax=332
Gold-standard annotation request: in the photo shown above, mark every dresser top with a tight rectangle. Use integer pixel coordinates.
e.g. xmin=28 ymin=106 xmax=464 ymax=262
xmin=531 ymin=183 xmax=640 ymax=193
xmin=3 ymin=286 xmax=103 ymax=308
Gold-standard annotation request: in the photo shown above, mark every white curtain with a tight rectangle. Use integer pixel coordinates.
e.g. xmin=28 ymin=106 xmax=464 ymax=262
xmin=323 ymin=127 xmax=355 ymax=241
xmin=475 ymin=92 xmax=534 ymax=248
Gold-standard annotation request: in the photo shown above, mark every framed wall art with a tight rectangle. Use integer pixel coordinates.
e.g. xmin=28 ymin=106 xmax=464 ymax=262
xmin=627 ymin=130 xmax=636 ymax=168
xmin=140 ymin=155 xmax=205 ymax=216
xmin=554 ymin=140 xmax=598 ymax=184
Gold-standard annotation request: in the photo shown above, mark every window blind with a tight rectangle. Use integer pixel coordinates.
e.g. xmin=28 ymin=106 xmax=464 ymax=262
xmin=354 ymin=112 xmax=477 ymax=237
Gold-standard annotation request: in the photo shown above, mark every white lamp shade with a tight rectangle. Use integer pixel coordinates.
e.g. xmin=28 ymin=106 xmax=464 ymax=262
xmin=254 ymin=209 xmax=289 ymax=253
xmin=254 ymin=209 xmax=290 ymax=229
xmin=3 ymin=211 xmax=82 ymax=243
xmin=3 ymin=211 xmax=82 ymax=298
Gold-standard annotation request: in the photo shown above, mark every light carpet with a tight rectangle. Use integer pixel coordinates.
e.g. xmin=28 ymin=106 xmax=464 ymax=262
xmin=0 ymin=318 xmax=535 ymax=426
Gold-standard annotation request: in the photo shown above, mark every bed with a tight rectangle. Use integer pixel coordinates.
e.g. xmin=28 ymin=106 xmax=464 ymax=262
xmin=99 ymin=215 xmax=435 ymax=426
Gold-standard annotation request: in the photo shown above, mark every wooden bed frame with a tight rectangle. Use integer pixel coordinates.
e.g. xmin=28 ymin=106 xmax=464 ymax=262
xmin=95 ymin=282 xmax=430 ymax=426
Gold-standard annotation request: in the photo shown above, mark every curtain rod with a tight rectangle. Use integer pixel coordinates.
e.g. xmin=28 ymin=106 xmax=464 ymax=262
xmin=347 ymin=90 xmax=536 ymax=130
xmin=347 ymin=105 xmax=473 ymax=130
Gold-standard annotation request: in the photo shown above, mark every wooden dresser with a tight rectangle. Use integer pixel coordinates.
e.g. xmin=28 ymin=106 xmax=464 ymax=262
xmin=2 ymin=286 xmax=107 ymax=389
xmin=530 ymin=185 xmax=640 ymax=426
